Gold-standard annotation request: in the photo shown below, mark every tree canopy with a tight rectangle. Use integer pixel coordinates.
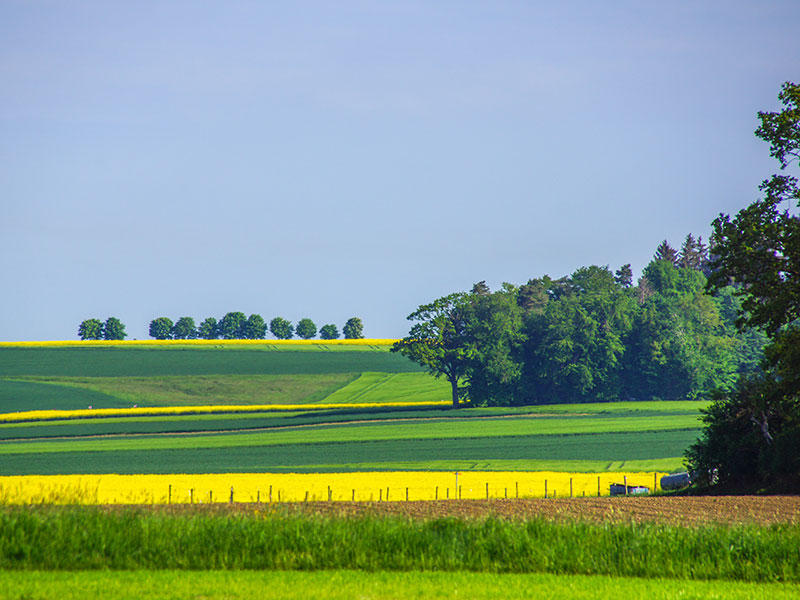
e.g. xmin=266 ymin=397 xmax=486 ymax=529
xmin=343 ymin=317 xmax=364 ymax=339
xmin=269 ymin=317 xmax=294 ymax=340
xmin=102 ymin=317 xmax=126 ymax=340
xmin=319 ymin=324 xmax=339 ymax=340
xmin=687 ymin=81 xmax=800 ymax=492
xmin=149 ymin=317 xmax=174 ymax=340
xmin=78 ymin=319 xmax=103 ymax=340
xmin=392 ymin=293 xmax=474 ymax=407
xmin=295 ymin=318 xmax=317 ymax=340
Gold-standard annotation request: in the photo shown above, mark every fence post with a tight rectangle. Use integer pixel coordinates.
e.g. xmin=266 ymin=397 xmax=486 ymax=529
xmin=654 ymin=472 xmax=657 ymax=493
xmin=624 ymin=476 xmax=628 ymax=496
xmin=168 ymin=484 xmax=171 ymax=504
xmin=257 ymin=490 xmax=260 ymax=504
xmin=406 ymin=487 xmax=409 ymax=501
xmin=516 ymin=481 xmax=519 ymax=499
xmin=597 ymin=476 xmax=601 ymax=497
xmin=486 ymin=482 xmax=489 ymax=500
xmin=446 ymin=488 xmax=449 ymax=499
xmin=387 ymin=487 xmax=390 ymax=501
xmin=435 ymin=486 xmax=438 ymax=500
xmin=209 ymin=490 xmax=212 ymax=503
xmin=545 ymin=480 xmax=548 ymax=499
xmin=190 ymin=488 xmax=193 ymax=504
xmin=505 ymin=487 xmax=507 ymax=499
xmin=269 ymin=485 xmax=272 ymax=503
xmin=304 ymin=491 xmax=309 ymax=502
xmin=352 ymin=489 xmax=355 ymax=501
xmin=230 ymin=486 xmax=234 ymax=504
xmin=327 ymin=486 xmax=331 ymax=501
xmin=570 ymin=478 xmax=573 ymax=498
xmin=458 ymin=486 xmax=461 ymax=499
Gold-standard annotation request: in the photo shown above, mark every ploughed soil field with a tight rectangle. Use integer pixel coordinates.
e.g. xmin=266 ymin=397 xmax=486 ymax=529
xmin=111 ymin=495 xmax=800 ymax=526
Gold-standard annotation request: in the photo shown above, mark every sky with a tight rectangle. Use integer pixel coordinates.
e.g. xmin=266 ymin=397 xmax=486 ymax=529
xmin=2 ymin=1 xmax=799 ymax=341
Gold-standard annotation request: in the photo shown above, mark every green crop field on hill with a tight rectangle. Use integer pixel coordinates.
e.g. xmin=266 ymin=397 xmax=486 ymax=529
xmin=0 ymin=343 xmax=705 ymax=475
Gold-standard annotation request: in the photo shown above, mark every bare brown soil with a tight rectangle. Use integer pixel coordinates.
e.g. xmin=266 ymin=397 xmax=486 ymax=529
xmin=123 ymin=495 xmax=800 ymax=526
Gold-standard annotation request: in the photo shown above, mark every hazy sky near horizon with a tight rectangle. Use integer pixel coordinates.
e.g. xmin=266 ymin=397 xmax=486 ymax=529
xmin=2 ymin=1 xmax=799 ymax=341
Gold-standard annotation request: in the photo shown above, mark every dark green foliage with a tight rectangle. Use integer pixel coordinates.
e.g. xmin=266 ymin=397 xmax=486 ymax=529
xmin=614 ymin=264 xmax=632 ymax=288
xmin=102 ymin=317 xmax=126 ymax=341
xmin=197 ymin=317 xmax=218 ymax=340
xmin=343 ymin=317 xmax=364 ymax=339
xmin=171 ymin=317 xmax=197 ymax=340
xmin=392 ymin=294 xmax=473 ymax=407
xmin=653 ymin=240 xmax=678 ymax=264
xmin=270 ymin=317 xmax=294 ymax=340
xmin=688 ymin=82 xmax=800 ymax=492
xmin=521 ymin=267 xmax=634 ymax=404
xmin=464 ymin=284 xmax=524 ymax=406
xmin=77 ymin=319 xmax=103 ymax=341
xmin=241 ymin=314 xmax=267 ymax=340
xmin=218 ymin=312 xmax=247 ymax=340
xmin=1 ymin=508 xmax=797 ymax=582
xmin=148 ymin=317 xmax=174 ymax=340
xmin=399 ymin=260 xmax=748 ymax=406
xmin=296 ymin=318 xmax=317 ymax=340
xmin=320 ymin=324 xmax=339 ymax=340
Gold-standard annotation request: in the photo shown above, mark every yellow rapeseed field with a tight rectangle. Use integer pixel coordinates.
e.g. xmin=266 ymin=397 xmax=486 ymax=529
xmin=0 ymin=472 xmax=664 ymax=504
xmin=0 ymin=339 xmax=398 ymax=348
xmin=0 ymin=401 xmax=449 ymax=423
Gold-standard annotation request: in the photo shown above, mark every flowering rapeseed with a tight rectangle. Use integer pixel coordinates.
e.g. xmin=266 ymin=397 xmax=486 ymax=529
xmin=0 ymin=471 xmax=665 ymax=504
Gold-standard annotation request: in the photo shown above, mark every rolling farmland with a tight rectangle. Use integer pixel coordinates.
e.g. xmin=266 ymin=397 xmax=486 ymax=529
xmin=2 ymin=341 xmax=793 ymax=600
xmin=0 ymin=342 xmax=703 ymax=478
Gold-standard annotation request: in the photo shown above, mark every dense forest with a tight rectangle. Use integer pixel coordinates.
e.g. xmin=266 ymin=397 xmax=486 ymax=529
xmin=394 ymin=234 xmax=767 ymax=407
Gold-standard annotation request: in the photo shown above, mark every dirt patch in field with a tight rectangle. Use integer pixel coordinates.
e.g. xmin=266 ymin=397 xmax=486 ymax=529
xmin=124 ymin=495 xmax=800 ymax=526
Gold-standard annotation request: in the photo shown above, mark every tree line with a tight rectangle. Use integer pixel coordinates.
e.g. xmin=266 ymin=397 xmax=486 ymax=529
xmin=395 ymin=81 xmax=800 ymax=492
xmin=393 ymin=237 xmax=767 ymax=408
xmin=77 ymin=315 xmax=365 ymax=340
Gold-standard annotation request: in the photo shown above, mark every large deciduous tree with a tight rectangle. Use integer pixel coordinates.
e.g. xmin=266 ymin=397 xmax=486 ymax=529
xmin=171 ymin=317 xmax=197 ymax=340
xmin=319 ymin=324 xmax=339 ymax=340
xmin=295 ymin=318 xmax=317 ymax=340
xmin=687 ymin=81 xmax=800 ymax=491
xmin=343 ymin=317 xmax=364 ymax=339
xmin=198 ymin=317 xmax=218 ymax=340
xmin=78 ymin=318 xmax=103 ymax=340
xmin=270 ymin=317 xmax=294 ymax=340
xmin=242 ymin=314 xmax=267 ymax=339
xmin=392 ymin=293 xmax=474 ymax=407
xmin=149 ymin=317 xmax=174 ymax=340
xmin=218 ymin=312 xmax=247 ymax=339
xmin=103 ymin=317 xmax=127 ymax=340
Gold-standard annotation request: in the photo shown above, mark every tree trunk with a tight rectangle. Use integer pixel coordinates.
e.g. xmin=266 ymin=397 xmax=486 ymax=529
xmin=450 ymin=376 xmax=459 ymax=408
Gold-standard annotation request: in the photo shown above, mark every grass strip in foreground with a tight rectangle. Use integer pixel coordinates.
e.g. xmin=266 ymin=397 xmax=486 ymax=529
xmin=0 ymin=507 xmax=798 ymax=582
xmin=0 ymin=570 xmax=797 ymax=600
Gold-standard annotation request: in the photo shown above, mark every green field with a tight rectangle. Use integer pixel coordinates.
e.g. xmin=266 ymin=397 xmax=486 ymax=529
xmin=0 ymin=345 xmax=705 ymax=475
xmin=1 ymin=507 xmax=798 ymax=582
xmin=3 ymin=570 xmax=797 ymax=600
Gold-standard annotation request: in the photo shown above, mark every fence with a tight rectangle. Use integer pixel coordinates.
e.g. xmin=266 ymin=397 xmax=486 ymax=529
xmin=0 ymin=471 xmax=665 ymax=504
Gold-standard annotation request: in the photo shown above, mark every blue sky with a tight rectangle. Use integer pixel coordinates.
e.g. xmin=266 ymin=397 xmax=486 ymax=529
xmin=2 ymin=1 xmax=799 ymax=340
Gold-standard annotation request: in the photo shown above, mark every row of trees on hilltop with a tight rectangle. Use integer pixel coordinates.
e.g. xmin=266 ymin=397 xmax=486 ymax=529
xmin=147 ymin=314 xmax=364 ymax=340
xmin=78 ymin=315 xmax=365 ymax=340
xmin=393 ymin=240 xmax=767 ymax=408
xmin=77 ymin=317 xmax=127 ymax=340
